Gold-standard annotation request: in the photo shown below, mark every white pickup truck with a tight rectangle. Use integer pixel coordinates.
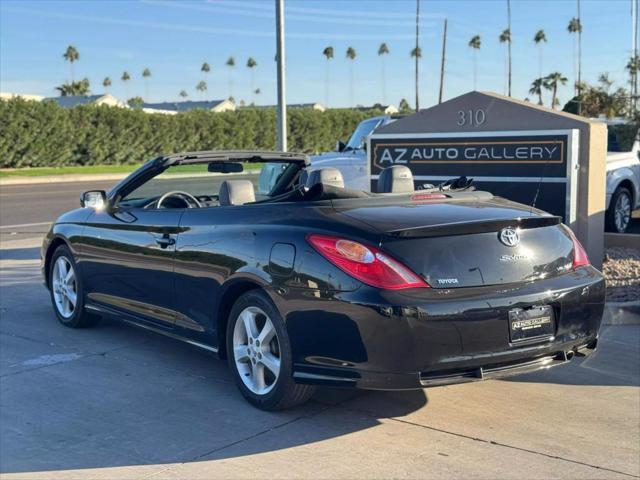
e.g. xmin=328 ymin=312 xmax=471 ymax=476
xmin=605 ymin=125 xmax=640 ymax=233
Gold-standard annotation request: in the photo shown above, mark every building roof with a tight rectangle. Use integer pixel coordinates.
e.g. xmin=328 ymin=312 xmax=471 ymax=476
xmin=141 ymin=99 xmax=232 ymax=112
xmin=44 ymin=93 xmax=126 ymax=108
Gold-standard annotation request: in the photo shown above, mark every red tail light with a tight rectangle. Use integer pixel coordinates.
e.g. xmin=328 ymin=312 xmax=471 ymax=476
xmin=306 ymin=234 xmax=429 ymax=290
xmin=568 ymin=230 xmax=590 ymax=269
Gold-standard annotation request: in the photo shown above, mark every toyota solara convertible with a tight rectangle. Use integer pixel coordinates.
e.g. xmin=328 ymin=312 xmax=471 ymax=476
xmin=42 ymin=151 xmax=605 ymax=410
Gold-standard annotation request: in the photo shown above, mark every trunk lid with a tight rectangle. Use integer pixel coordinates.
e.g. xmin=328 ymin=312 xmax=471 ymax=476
xmin=337 ymin=196 xmax=575 ymax=288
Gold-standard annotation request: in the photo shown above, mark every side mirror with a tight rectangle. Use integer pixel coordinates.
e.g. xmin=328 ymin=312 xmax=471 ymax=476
xmin=336 ymin=140 xmax=346 ymax=152
xmin=81 ymin=190 xmax=107 ymax=209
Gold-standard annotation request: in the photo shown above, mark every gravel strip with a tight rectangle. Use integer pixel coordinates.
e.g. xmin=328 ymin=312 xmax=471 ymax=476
xmin=603 ymin=247 xmax=640 ymax=302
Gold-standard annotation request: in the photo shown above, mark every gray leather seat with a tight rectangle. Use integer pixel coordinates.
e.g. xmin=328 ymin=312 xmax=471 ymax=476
xmin=219 ymin=180 xmax=256 ymax=206
xmin=305 ymin=167 xmax=344 ymax=189
xmin=377 ymin=165 xmax=414 ymax=193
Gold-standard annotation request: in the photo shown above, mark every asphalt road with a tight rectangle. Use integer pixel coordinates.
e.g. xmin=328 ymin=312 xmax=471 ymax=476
xmin=0 ymin=235 xmax=638 ymax=479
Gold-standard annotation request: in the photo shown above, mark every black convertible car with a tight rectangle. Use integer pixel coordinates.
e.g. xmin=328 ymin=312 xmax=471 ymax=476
xmin=42 ymin=151 xmax=605 ymax=410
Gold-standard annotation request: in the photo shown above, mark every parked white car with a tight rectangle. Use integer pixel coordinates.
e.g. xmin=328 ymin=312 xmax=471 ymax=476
xmin=605 ymin=126 xmax=640 ymax=233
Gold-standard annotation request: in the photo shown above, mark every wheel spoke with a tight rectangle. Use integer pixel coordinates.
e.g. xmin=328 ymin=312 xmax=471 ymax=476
xmin=252 ymin=363 xmax=266 ymax=392
xmin=241 ymin=309 xmax=258 ymax=339
xmin=260 ymin=352 xmax=280 ymax=376
xmin=62 ymin=296 xmax=71 ymax=315
xmin=234 ymin=345 xmax=250 ymax=363
xmin=64 ymin=267 xmax=75 ymax=284
xmin=66 ymin=288 xmax=77 ymax=307
xmin=257 ymin=318 xmax=275 ymax=345
xmin=57 ymin=259 xmax=67 ymax=282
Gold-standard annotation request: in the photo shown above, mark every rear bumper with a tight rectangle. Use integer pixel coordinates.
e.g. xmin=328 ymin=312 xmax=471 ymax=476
xmin=283 ymin=266 xmax=605 ymax=390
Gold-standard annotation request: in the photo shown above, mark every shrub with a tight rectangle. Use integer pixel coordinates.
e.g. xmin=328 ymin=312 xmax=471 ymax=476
xmin=0 ymin=99 xmax=380 ymax=168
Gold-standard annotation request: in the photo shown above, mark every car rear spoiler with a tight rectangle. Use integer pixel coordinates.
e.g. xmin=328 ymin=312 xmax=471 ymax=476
xmin=385 ymin=216 xmax=562 ymax=238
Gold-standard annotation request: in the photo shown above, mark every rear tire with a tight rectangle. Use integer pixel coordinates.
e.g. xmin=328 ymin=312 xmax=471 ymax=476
xmin=226 ymin=289 xmax=315 ymax=410
xmin=606 ymin=187 xmax=633 ymax=233
xmin=49 ymin=245 xmax=100 ymax=328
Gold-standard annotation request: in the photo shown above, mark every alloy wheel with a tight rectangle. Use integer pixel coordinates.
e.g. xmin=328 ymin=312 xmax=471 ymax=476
xmin=232 ymin=306 xmax=281 ymax=395
xmin=52 ymin=257 xmax=77 ymax=318
xmin=614 ymin=192 xmax=632 ymax=233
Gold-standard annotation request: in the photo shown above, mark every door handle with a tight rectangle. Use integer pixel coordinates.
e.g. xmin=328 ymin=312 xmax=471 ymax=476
xmin=156 ymin=234 xmax=176 ymax=248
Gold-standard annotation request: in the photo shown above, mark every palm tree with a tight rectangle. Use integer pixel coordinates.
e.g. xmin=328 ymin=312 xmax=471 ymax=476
xmin=568 ymin=15 xmax=582 ymax=96
xmin=55 ymin=77 xmax=90 ymax=96
xmin=63 ymin=45 xmax=79 ymax=82
xmin=121 ymin=71 xmax=131 ymax=98
xmin=179 ymin=90 xmax=188 ymax=100
xmin=102 ymin=77 xmax=112 ymax=92
xmin=254 ymin=88 xmax=261 ymax=105
xmin=322 ymin=46 xmax=334 ymax=107
xmin=196 ymin=80 xmax=207 ymax=100
xmin=468 ymin=35 xmax=481 ymax=90
xmin=499 ymin=28 xmax=511 ymax=95
xmin=346 ymin=47 xmax=356 ymax=106
xmin=201 ymin=62 xmax=210 ymax=75
xmin=246 ymin=57 xmax=257 ymax=103
xmin=410 ymin=46 xmax=422 ymax=109
xmin=544 ymin=72 xmax=568 ymax=109
xmin=533 ymin=29 xmax=547 ymax=79
xmin=378 ymin=42 xmax=390 ymax=104
xmin=226 ymin=56 xmax=235 ymax=99
xmin=529 ymin=77 xmax=545 ymax=105
xmin=506 ymin=0 xmax=512 ymax=96
xmin=142 ymin=68 xmax=151 ymax=100
xmin=414 ymin=0 xmax=421 ymax=110
xmin=626 ymin=55 xmax=640 ymax=114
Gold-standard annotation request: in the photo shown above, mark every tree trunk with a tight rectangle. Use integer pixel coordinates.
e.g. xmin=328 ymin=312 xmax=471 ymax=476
xmin=507 ymin=0 xmax=512 ymax=97
xmin=552 ymin=85 xmax=557 ymax=109
xmin=415 ymin=0 xmax=420 ymax=111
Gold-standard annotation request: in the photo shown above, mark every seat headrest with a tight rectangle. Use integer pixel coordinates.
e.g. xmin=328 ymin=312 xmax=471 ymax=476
xmin=219 ymin=180 xmax=256 ymax=206
xmin=377 ymin=165 xmax=414 ymax=193
xmin=305 ymin=167 xmax=344 ymax=189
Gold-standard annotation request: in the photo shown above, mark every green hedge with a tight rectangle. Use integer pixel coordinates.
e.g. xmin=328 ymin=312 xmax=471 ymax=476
xmin=0 ymin=98 xmax=380 ymax=168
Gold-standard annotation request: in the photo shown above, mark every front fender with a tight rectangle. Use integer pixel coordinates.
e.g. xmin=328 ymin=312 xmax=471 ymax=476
xmin=606 ymin=167 xmax=636 ymax=208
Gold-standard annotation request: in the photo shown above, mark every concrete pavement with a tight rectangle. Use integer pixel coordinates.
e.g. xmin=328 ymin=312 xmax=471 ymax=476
xmin=0 ymin=232 xmax=639 ymax=479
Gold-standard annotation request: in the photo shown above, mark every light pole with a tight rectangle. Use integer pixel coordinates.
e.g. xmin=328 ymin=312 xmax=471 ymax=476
xmin=276 ymin=0 xmax=287 ymax=151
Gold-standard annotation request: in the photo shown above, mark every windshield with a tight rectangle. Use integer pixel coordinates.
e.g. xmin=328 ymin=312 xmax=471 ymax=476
xmin=119 ymin=161 xmax=299 ymax=208
xmin=345 ymin=118 xmax=384 ymax=150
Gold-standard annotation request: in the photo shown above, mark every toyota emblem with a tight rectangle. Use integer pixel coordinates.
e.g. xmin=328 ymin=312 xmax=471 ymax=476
xmin=499 ymin=227 xmax=520 ymax=247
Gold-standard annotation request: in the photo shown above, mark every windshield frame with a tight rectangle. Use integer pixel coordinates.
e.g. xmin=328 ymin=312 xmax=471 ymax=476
xmin=345 ymin=118 xmax=384 ymax=150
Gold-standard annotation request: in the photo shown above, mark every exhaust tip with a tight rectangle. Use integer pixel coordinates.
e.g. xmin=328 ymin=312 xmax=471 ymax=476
xmin=566 ymin=350 xmax=575 ymax=361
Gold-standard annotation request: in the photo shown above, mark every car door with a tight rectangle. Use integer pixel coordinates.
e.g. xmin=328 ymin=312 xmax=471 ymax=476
xmin=80 ymin=207 xmax=183 ymax=329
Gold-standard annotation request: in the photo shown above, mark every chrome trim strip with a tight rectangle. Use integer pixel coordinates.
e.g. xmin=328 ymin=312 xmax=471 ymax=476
xmin=293 ymin=372 xmax=356 ymax=383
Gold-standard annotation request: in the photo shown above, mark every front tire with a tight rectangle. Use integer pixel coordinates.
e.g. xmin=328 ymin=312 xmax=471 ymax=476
xmin=226 ymin=290 xmax=315 ymax=410
xmin=49 ymin=245 xmax=100 ymax=328
xmin=606 ymin=187 xmax=633 ymax=233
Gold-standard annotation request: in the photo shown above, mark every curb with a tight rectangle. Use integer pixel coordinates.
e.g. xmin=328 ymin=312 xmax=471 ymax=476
xmin=603 ymin=301 xmax=640 ymax=326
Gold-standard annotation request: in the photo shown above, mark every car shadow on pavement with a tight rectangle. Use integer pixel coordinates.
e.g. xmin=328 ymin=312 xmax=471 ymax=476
xmin=1 ymin=251 xmax=637 ymax=476
xmin=0 ymin=256 xmax=429 ymax=475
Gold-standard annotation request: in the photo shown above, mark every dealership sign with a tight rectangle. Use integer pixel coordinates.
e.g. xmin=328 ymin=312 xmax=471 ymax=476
xmin=369 ymin=130 xmax=579 ymax=223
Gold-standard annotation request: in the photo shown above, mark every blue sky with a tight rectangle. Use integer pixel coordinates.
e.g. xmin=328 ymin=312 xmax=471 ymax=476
xmin=0 ymin=0 xmax=636 ymax=108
